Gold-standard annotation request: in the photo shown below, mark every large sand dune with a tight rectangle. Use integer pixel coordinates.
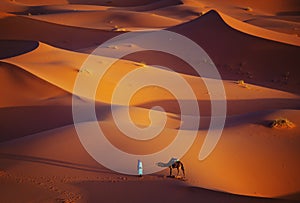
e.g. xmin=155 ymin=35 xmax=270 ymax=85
xmin=0 ymin=0 xmax=300 ymax=202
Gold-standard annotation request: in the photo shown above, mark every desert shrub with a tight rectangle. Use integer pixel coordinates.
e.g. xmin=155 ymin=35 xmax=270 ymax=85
xmin=244 ymin=7 xmax=253 ymax=11
xmin=236 ymin=80 xmax=250 ymax=89
xmin=270 ymin=118 xmax=295 ymax=129
xmin=112 ymin=25 xmax=126 ymax=32
xmin=237 ymin=80 xmax=245 ymax=85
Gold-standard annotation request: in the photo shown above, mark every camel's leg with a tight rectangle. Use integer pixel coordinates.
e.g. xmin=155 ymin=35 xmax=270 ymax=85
xmin=169 ymin=167 xmax=172 ymax=176
xmin=179 ymin=164 xmax=184 ymax=178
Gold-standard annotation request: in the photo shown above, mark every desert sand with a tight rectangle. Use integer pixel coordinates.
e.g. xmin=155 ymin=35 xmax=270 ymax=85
xmin=0 ymin=0 xmax=300 ymax=202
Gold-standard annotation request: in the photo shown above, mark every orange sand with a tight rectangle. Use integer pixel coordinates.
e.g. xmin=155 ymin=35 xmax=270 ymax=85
xmin=0 ymin=0 xmax=300 ymax=202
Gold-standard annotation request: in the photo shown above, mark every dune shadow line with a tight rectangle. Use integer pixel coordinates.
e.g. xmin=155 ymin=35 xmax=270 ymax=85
xmin=0 ymin=153 xmax=117 ymax=175
xmin=0 ymin=40 xmax=39 ymax=59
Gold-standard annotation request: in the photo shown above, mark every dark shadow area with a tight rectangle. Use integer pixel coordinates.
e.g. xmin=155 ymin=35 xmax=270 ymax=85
xmin=277 ymin=191 xmax=300 ymax=202
xmin=0 ymin=103 xmax=111 ymax=142
xmin=0 ymin=153 xmax=116 ymax=175
xmin=72 ymin=179 xmax=298 ymax=203
xmin=276 ymin=11 xmax=300 ymax=16
xmin=0 ymin=40 xmax=39 ymax=59
xmin=110 ymin=0 xmax=184 ymax=12
xmin=136 ymin=98 xmax=300 ymax=117
xmin=0 ymin=105 xmax=73 ymax=142
xmin=258 ymin=120 xmax=275 ymax=128
xmin=185 ymin=186 xmax=299 ymax=203
xmin=9 ymin=6 xmax=76 ymax=15
xmin=67 ymin=0 xmax=157 ymax=7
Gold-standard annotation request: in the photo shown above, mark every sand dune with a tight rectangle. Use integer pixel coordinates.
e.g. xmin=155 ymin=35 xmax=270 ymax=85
xmin=25 ymin=10 xmax=181 ymax=30
xmin=170 ymin=10 xmax=300 ymax=94
xmin=0 ymin=13 xmax=119 ymax=51
xmin=0 ymin=0 xmax=300 ymax=202
xmin=0 ymin=60 xmax=68 ymax=107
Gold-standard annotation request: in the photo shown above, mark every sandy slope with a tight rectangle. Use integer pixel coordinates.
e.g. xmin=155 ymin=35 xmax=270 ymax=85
xmin=0 ymin=0 xmax=300 ymax=202
xmin=25 ymin=10 xmax=182 ymax=30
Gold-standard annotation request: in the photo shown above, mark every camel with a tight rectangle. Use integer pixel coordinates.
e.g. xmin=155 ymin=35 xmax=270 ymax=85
xmin=157 ymin=158 xmax=185 ymax=178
